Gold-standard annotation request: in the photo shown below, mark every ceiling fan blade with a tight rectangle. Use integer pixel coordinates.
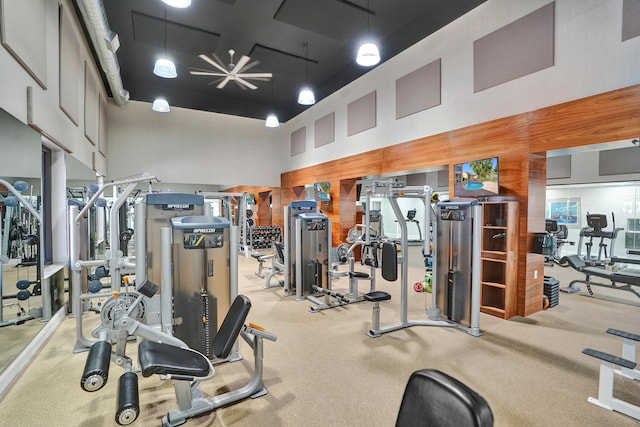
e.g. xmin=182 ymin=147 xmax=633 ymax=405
xmin=242 ymin=77 xmax=271 ymax=81
xmin=216 ymin=76 xmax=232 ymax=89
xmin=239 ymin=60 xmax=260 ymax=73
xmin=208 ymin=77 xmax=225 ymax=86
xmin=212 ymin=52 xmax=225 ymax=67
xmin=229 ymin=55 xmax=250 ymax=75
xmin=234 ymin=76 xmax=257 ymax=90
xmin=236 ymin=72 xmax=272 ymax=79
xmin=190 ymin=71 xmax=227 ymax=77
xmin=198 ymin=54 xmax=229 ymax=74
xmin=233 ymin=80 xmax=248 ymax=90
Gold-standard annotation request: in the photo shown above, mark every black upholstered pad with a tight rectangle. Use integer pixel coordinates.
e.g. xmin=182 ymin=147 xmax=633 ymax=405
xmin=395 ymin=369 xmax=493 ymax=427
xmin=381 ymin=242 xmax=398 ymax=282
xmin=274 ymin=242 xmax=285 ymax=263
xmin=212 ymin=295 xmax=251 ymax=359
xmin=364 ymin=291 xmax=391 ymax=302
xmin=562 ymin=255 xmax=586 ymax=270
xmin=138 ymin=341 xmax=210 ymax=378
xmin=349 ymin=271 xmax=370 ymax=279
xmin=582 ymin=348 xmax=637 ymax=369
xmin=607 ymin=328 xmax=640 ymax=342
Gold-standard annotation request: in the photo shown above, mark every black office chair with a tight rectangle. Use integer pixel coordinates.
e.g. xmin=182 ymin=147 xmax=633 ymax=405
xmin=396 ymin=369 xmax=494 ymax=427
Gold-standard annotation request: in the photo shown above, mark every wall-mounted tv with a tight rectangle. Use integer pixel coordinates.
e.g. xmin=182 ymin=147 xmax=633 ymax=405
xmin=453 ymin=157 xmax=499 ymax=197
xmin=314 ymin=181 xmax=331 ymax=201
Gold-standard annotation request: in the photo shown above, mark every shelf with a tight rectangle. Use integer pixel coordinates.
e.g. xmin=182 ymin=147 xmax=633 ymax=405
xmin=480 ymin=305 xmax=505 ymax=317
xmin=482 ymin=251 xmax=507 ymax=261
xmin=481 ymin=281 xmax=506 ymax=289
xmin=480 ymin=201 xmax=518 ymax=320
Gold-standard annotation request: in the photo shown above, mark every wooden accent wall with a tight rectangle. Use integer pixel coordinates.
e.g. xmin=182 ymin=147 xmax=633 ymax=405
xmin=222 ymin=185 xmax=279 ymax=227
xmin=279 ymin=84 xmax=640 ymax=318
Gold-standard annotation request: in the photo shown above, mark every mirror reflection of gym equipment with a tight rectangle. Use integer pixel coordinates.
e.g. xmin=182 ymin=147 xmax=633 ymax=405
xmin=1 ymin=179 xmax=44 ymax=328
xmin=404 ymin=208 xmax=422 ymax=242
xmin=576 ymin=213 xmax=624 ymax=266
xmin=559 ymin=212 xmax=640 ymax=299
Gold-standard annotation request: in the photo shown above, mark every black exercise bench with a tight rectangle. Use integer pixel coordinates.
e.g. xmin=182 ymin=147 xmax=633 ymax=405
xmin=581 ymin=328 xmax=640 ymax=421
xmin=561 ymin=254 xmax=640 ymax=298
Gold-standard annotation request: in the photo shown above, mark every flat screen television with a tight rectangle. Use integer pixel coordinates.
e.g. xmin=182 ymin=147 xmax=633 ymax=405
xmin=453 ymin=156 xmax=499 ymax=198
xmin=314 ymin=181 xmax=331 ymax=201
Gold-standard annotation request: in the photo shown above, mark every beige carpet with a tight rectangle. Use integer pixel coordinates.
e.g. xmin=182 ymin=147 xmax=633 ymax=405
xmin=1 ymin=250 xmax=640 ymax=426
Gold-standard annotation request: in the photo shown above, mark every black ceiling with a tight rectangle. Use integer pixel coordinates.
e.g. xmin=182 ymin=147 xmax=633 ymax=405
xmin=95 ymin=0 xmax=487 ymax=122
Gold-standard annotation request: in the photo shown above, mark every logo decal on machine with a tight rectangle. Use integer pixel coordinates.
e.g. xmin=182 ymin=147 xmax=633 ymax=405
xmin=162 ymin=204 xmax=194 ymax=210
xmin=192 ymin=228 xmax=218 ymax=233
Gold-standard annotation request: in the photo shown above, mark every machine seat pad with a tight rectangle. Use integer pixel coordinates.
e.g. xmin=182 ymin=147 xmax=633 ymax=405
xmin=138 ymin=341 xmax=210 ymax=378
xmin=349 ymin=271 xmax=370 ymax=279
xmin=582 ymin=348 xmax=637 ymax=369
xmin=562 ymin=255 xmax=586 ymax=271
xmin=607 ymin=328 xmax=640 ymax=342
xmin=364 ymin=291 xmax=391 ymax=302
xmin=212 ymin=295 xmax=252 ymax=359
xmin=396 ymin=369 xmax=493 ymax=427
xmin=582 ymin=266 xmax=640 ymax=286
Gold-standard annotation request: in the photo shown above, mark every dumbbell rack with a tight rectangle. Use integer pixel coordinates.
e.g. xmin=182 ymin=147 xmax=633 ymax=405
xmin=249 ymin=225 xmax=282 ymax=250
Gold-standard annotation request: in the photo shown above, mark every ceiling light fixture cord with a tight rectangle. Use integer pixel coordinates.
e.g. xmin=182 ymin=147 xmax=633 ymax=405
xmin=164 ymin=8 xmax=168 ymax=55
xmin=367 ymin=0 xmax=370 ymax=34
xmin=304 ymin=42 xmax=309 ymax=83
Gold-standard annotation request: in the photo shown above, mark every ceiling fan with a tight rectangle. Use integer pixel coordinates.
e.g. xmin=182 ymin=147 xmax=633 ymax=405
xmin=190 ymin=49 xmax=272 ymax=90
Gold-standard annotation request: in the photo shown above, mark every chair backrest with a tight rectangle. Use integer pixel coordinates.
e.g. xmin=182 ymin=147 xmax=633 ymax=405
xmin=395 ymin=369 xmax=493 ymax=427
xmin=212 ymin=294 xmax=251 ymax=359
xmin=274 ymin=241 xmax=285 ymax=264
xmin=381 ymin=241 xmax=398 ymax=281
xmin=555 ymin=224 xmax=568 ymax=240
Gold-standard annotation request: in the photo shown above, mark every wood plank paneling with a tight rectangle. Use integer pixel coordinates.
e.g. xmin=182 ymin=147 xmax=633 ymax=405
xmin=279 ymin=84 xmax=640 ymax=319
xmin=528 ymin=85 xmax=640 ymax=151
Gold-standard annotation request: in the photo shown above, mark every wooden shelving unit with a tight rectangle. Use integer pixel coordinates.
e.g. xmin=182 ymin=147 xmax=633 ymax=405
xmin=480 ymin=201 xmax=518 ymax=319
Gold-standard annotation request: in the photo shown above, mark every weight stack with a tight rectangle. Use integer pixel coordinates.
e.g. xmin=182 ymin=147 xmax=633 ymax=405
xmin=543 ymin=276 xmax=560 ymax=308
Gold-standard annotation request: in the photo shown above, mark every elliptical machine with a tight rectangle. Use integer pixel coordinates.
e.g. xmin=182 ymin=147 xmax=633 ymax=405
xmin=576 ymin=212 xmax=624 ymax=266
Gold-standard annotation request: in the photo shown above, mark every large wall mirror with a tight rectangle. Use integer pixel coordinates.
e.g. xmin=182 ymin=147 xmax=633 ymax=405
xmin=0 ymin=108 xmax=44 ymax=375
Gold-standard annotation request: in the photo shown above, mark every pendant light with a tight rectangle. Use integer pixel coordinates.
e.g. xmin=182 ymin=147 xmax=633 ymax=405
xmin=153 ymin=9 xmax=177 ymax=78
xmin=265 ymin=114 xmax=280 ymax=128
xmin=297 ymin=43 xmax=315 ymax=105
xmin=356 ymin=0 xmax=380 ymax=67
xmin=265 ymin=79 xmax=280 ymax=127
xmin=152 ymin=98 xmax=170 ymax=112
xmin=161 ymin=0 xmax=191 ymax=8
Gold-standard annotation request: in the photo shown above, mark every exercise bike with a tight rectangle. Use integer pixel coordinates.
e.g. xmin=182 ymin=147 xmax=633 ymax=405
xmin=543 ymin=219 xmax=574 ymax=267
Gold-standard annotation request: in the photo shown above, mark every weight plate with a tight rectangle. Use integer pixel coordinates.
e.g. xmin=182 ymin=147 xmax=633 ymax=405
xmin=100 ymin=293 xmax=146 ymax=327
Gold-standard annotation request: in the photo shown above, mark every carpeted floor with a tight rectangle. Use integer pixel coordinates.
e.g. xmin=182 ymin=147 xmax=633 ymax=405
xmin=1 ymin=249 xmax=640 ymax=426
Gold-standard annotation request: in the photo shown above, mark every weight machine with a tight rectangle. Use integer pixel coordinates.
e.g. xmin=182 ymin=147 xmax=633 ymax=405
xmin=197 ymin=191 xmax=251 ymax=256
xmin=361 ymin=180 xmax=482 ymax=338
xmin=71 ymin=173 xmax=158 ymax=352
xmin=283 ymin=201 xmax=379 ymax=311
xmin=76 ymin=182 xmax=261 ymax=425
xmin=0 ymin=179 xmax=44 ymax=325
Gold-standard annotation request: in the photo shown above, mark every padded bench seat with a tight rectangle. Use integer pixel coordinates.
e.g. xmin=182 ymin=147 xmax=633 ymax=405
xmin=607 ymin=328 xmax=640 ymax=342
xmin=139 ymin=341 xmax=210 ymax=378
xmin=364 ymin=291 xmax=391 ymax=302
xmin=582 ymin=348 xmax=637 ymax=370
xmin=582 ymin=266 xmax=640 ymax=286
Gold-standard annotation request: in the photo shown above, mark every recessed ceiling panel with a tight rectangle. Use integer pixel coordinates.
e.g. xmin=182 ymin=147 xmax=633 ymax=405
xmin=92 ymin=0 xmax=488 ymax=121
xmin=132 ymin=11 xmax=220 ymax=55
xmin=274 ymin=0 xmax=366 ymax=43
